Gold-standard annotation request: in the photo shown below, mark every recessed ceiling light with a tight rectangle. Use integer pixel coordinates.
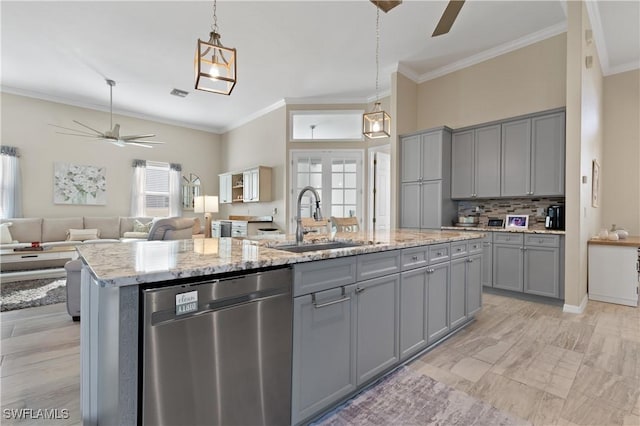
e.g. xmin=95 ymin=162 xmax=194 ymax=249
xmin=170 ymin=88 xmax=189 ymax=98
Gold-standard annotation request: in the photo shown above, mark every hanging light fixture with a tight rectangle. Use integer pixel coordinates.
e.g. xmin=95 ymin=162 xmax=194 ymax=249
xmin=195 ymin=0 xmax=237 ymax=95
xmin=363 ymin=6 xmax=391 ymax=139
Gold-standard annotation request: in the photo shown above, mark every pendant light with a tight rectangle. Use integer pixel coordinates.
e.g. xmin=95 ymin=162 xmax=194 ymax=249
xmin=363 ymin=6 xmax=391 ymax=139
xmin=195 ymin=0 xmax=237 ymax=95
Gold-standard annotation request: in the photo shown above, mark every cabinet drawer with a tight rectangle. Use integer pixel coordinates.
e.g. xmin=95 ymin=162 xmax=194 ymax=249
xmin=468 ymin=239 xmax=483 ymax=254
xmin=356 ymin=250 xmax=401 ymax=281
xmin=401 ymin=246 xmax=429 ymax=271
xmin=294 ymin=257 xmax=357 ymax=297
xmin=493 ymin=232 xmax=523 ymax=245
xmin=428 ymin=243 xmax=450 ymax=264
xmin=451 ymin=242 xmax=468 ymax=258
xmin=525 ymin=234 xmax=560 ymax=247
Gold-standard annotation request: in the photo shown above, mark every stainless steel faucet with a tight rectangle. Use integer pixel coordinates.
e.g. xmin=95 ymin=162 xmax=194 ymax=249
xmin=296 ymin=186 xmax=323 ymax=244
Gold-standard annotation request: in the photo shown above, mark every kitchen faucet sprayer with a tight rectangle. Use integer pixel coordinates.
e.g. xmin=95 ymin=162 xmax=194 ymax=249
xmin=296 ymin=186 xmax=323 ymax=245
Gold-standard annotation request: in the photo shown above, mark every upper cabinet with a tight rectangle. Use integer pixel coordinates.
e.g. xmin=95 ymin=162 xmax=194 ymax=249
xmin=401 ymin=132 xmax=443 ymax=183
xmin=451 ymin=125 xmax=501 ymax=199
xmin=450 ymin=109 xmax=565 ymax=199
xmin=501 ymin=112 xmax=565 ymax=197
xmin=219 ymin=166 xmax=272 ymax=204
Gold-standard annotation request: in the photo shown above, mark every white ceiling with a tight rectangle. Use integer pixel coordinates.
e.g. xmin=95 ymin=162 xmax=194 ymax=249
xmin=2 ymin=1 xmax=638 ymax=134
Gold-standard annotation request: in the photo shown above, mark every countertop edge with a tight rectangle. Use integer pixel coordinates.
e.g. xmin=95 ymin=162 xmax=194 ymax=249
xmin=441 ymin=226 xmax=565 ymax=235
xmin=588 ymin=236 xmax=640 ymax=247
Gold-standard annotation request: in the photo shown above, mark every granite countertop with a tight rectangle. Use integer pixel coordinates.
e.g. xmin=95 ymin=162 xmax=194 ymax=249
xmin=588 ymin=236 xmax=640 ymax=247
xmin=77 ymin=229 xmax=485 ymax=287
xmin=441 ymin=226 xmax=566 ymax=236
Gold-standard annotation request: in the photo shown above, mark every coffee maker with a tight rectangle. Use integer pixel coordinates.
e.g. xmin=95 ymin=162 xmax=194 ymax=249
xmin=545 ymin=205 xmax=564 ymax=230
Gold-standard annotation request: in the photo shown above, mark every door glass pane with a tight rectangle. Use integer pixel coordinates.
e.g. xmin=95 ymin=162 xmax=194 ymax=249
xmin=310 ymin=159 xmax=322 ymax=173
xmin=344 ymin=160 xmax=357 ymax=173
xmin=310 ymin=173 xmax=322 ymax=188
xmin=332 ymin=161 xmax=344 ymax=172
xmin=332 ymin=173 xmax=344 ymax=188
xmin=345 ymin=206 xmax=356 ymax=217
xmin=297 ymin=174 xmax=309 ymax=188
xmin=297 ymin=159 xmax=309 ymax=172
xmin=344 ymin=173 xmax=356 ymax=188
xmin=332 ymin=189 xmax=344 ymax=204
xmin=344 ymin=189 xmax=356 ymax=204
xmin=331 ymin=206 xmax=344 ymax=217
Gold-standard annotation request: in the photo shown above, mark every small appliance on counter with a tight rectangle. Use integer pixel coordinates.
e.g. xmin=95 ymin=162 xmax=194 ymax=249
xmin=545 ymin=205 xmax=565 ymax=230
xmin=452 ymin=216 xmax=480 ymax=227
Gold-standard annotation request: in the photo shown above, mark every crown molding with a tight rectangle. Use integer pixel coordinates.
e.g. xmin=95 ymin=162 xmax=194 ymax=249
xmin=0 ymin=85 xmax=223 ymax=134
xmin=584 ymin=0 xmax=610 ymax=75
xmin=605 ymin=60 xmax=640 ymax=77
xmin=394 ymin=63 xmax=420 ymax=83
xmin=365 ymin=89 xmax=391 ymax=105
xmin=221 ymin=99 xmax=287 ymax=133
xmin=283 ymin=97 xmax=367 ymax=105
xmin=415 ymin=22 xmax=568 ymax=84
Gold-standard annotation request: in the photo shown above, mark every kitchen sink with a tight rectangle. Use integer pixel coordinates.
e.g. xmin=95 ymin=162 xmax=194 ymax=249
xmin=273 ymin=241 xmax=365 ymax=253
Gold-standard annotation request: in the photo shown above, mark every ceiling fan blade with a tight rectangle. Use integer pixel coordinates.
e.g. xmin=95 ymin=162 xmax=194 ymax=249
xmin=72 ymin=120 xmax=105 ymax=135
xmin=49 ymin=123 xmax=98 ymax=136
xmin=432 ymin=0 xmax=465 ymax=37
xmin=124 ymin=141 xmax=155 ymax=149
xmin=370 ymin=0 xmax=402 ymax=13
xmin=120 ymin=134 xmax=156 ymax=140
xmin=54 ymin=131 xmax=103 ymax=138
xmin=109 ymin=140 xmax=127 ymax=148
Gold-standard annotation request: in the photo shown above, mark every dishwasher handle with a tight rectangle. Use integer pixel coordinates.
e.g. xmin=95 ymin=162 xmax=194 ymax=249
xmin=312 ymin=287 xmax=350 ymax=309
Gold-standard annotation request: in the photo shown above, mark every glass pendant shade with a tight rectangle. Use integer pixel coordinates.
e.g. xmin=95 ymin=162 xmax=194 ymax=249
xmin=195 ymin=32 xmax=237 ymax=95
xmin=363 ymin=103 xmax=391 ymax=139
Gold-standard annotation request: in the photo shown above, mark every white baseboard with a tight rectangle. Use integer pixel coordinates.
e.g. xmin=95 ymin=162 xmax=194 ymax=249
xmin=587 ymin=293 xmax=638 ymax=308
xmin=563 ymin=293 xmax=589 ymax=314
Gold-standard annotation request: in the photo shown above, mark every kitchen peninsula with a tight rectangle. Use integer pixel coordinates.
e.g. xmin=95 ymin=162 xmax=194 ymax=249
xmin=78 ymin=229 xmax=484 ymax=425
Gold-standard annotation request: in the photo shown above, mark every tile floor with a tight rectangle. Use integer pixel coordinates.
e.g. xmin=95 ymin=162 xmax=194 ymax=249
xmin=0 ymin=292 xmax=638 ymax=426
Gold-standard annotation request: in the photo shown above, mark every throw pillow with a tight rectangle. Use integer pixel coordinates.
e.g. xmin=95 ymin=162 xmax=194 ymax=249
xmin=133 ymin=219 xmax=153 ymax=233
xmin=0 ymin=222 xmax=13 ymax=244
xmin=67 ymin=228 xmax=100 ymax=241
xmin=122 ymin=231 xmax=149 ymax=239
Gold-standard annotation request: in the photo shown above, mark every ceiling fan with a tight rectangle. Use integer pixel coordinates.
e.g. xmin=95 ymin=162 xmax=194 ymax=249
xmin=50 ymin=79 xmax=164 ymax=148
xmin=370 ymin=0 xmax=465 ymax=37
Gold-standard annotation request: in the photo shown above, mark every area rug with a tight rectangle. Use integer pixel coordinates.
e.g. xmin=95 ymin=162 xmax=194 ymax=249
xmin=1 ymin=278 xmax=67 ymax=311
xmin=312 ymin=366 xmax=531 ymax=426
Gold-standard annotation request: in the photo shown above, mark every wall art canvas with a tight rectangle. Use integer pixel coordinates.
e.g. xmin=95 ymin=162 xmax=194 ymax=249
xmin=592 ymin=159 xmax=600 ymax=208
xmin=54 ymin=162 xmax=106 ymax=205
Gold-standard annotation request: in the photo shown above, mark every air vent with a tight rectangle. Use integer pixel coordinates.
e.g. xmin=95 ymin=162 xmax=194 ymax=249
xmin=170 ymin=88 xmax=189 ymax=98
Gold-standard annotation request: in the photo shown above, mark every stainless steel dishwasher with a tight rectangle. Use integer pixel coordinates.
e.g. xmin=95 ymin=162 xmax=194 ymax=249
xmin=141 ymin=267 xmax=292 ymax=426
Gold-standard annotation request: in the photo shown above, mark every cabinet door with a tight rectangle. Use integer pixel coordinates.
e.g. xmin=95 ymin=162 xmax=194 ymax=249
xmin=401 ymin=135 xmax=422 ymax=183
xmin=451 ymin=130 xmax=474 ymax=199
xmin=420 ymin=180 xmax=442 ymax=229
xmin=399 ymin=268 xmax=428 ymax=360
xmin=219 ymin=174 xmax=232 ymax=204
xmin=291 ymin=285 xmax=357 ymax=424
xmin=400 ymin=182 xmax=421 ymax=228
xmin=481 ymin=234 xmax=493 ymax=287
xmin=474 ymin=125 xmax=501 ymax=198
xmin=493 ymin=244 xmax=524 ymax=292
xmin=531 ymin=112 xmax=565 ymax=196
xmin=450 ymin=257 xmax=467 ymax=329
xmin=355 ymin=274 xmax=399 ymax=385
xmin=427 ymin=262 xmax=450 ymax=343
xmin=524 ymin=246 xmax=560 ymax=298
xmin=421 ymin=131 xmax=443 ymax=181
xmin=501 ymin=119 xmax=531 ymax=197
xmin=242 ymin=171 xmax=251 ymax=201
xmin=466 ymin=254 xmax=482 ymax=317
xmin=250 ymin=169 xmax=259 ymax=201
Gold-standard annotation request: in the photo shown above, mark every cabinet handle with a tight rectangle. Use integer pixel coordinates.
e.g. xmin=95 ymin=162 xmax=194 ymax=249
xmin=466 ymin=258 xmax=473 ymax=263
xmin=411 ymin=255 xmax=419 ymax=261
xmin=456 ymin=248 xmax=462 ymax=252
xmin=355 ymin=287 xmax=366 ymax=294
xmin=437 ymin=252 xmax=443 ymax=256
xmin=483 ymin=242 xmax=491 ymax=246
xmin=427 ymin=268 xmax=435 ymax=273
xmin=312 ymin=288 xmax=351 ymax=308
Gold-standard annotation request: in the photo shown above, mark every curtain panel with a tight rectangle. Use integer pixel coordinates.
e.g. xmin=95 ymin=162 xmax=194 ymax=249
xmin=0 ymin=146 xmax=23 ymax=218
xmin=130 ymin=159 xmax=146 ymax=217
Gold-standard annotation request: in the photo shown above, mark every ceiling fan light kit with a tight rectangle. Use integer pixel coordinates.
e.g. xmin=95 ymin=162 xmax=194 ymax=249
xmin=49 ymin=79 xmax=163 ymax=148
xmin=363 ymin=5 xmax=391 ymax=139
xmin=195 ymin=0 xmax=236 ymax=95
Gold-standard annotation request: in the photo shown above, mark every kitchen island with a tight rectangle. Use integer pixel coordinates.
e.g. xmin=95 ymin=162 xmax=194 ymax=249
xmin=78 ymin=229 xmax=484 ymax=425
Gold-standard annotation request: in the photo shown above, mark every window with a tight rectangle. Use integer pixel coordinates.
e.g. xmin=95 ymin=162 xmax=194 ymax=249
xmin=290 ymin=110 xmax=364 ymax=141
xmin=145 ymin=162 xmax=170 ymax=217
xmin=0 ymin=146 xmax=22 ymax=219
xmin=131 ymin=160 xmax=182 ymax=217
xmin=290 ymin=150 xmax=363 ymax=228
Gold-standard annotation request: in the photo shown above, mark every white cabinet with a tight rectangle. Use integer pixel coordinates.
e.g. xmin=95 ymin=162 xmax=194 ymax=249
xmin=219 ymin=174 xmax=232 ymax=204
xmin=588 ymin=243 xmax=639 ymax=307
xmin=242 ymin=167 xmax=271 ymax=202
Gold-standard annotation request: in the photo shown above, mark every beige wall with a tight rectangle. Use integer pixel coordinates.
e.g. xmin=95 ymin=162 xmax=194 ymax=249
xmin=602 ymin=69 xmax=640 ymax=234
xmin=564 ymin=1 xmax=604 ymax=309
xmin=416 ymin=34 xmax=567 ymax=130
xmin=0 ymin=93 xmax=221 ymax=219
xmin=220 ymin=106 xmax=287 ymax=231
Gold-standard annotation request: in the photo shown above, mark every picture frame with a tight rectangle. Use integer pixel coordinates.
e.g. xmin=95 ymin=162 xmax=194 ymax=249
xmin=505 ymin=214 xmax=529 ymax=229
xmin=592 ymin=159 xmax=600 ymax=208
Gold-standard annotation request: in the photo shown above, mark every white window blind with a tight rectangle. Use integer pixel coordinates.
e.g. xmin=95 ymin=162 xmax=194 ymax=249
xmin=145 ymin=161 xmax=170 ymax=216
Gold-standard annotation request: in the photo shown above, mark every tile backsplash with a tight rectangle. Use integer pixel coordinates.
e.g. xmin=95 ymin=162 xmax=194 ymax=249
xmin=457 ymin=198 xmax=565 ymax=230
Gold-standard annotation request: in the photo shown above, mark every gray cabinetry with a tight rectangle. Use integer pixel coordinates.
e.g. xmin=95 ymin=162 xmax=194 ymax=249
xmin=427 ymin=261 xmax=450 ymax=343
xmin=531 ymin=112 xmax=565 ymax=196
xmin=450 ymin=257 xmax=467 ymax=329
xmin=481 ymin=233 xmax=493 ymax=287
xmin=400 ymin=127 xmax=455 ymax=229
xmin=399 ymin=268 xmax=428 ymax=360
xmin=451 ymin=125 xmax=501 ymax=199
xmin=466 ymin=254 xmax=482 ymax=316
xmin=492 ymin=233 xmax=524 ymax=292
xmin=355 ymin=274 xmax=400 ymax=385
xmin=291 ymin=285 xmax=357 ymax=424
xmin=501 ymin=119 xmax=531 ymax=197
xmin=523 ymin=234 xmax=561 ymax=298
